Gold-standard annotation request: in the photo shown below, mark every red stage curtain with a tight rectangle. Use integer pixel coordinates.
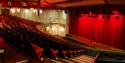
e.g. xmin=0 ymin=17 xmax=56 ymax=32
xmin=77 ymin=14 xmax=93 ymax=40
xmin=77 ymin=15 xmax=86 ymax=38
xmin=69 ymin=14 xmax=125 ymax=50
xmin=92 ymin=14 xmax=105 ymax=44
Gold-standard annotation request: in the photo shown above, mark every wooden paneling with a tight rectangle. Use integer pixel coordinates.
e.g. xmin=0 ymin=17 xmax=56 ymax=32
xmin=1 ymin=9 xmax=10 ymax=15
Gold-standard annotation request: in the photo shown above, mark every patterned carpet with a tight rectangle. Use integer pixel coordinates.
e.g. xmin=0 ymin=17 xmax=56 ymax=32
xmin=43 ymin=55 xmax=94 ymax=63
xmin=68 ymin=55 xmax=94 ymax=63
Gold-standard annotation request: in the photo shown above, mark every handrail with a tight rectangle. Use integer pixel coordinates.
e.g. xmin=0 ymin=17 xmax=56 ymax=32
xmin=93 ymin=54 xmax=99 ymax=63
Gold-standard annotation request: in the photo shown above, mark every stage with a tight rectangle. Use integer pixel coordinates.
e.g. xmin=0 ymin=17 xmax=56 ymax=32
xmin=63 ymin=35 xmax=125 ymax=54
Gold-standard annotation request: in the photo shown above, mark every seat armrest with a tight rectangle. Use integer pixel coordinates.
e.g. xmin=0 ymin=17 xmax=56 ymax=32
xmin=0 ymin=48 xmax=4 ymax=53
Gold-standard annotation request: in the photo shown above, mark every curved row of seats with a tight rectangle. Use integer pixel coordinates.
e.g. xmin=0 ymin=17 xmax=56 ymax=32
xmin=7 ymin=15 xmax=42 ymax=26
xmin=0 ymin=16 xmax=44 ymax=63
xmin=95 ymin=52 xmax=125 ymax=63
xmin=0 ymin=15 xmax=85 ymax=63
xmin=63 ymin=33 xmax=125 ymax=63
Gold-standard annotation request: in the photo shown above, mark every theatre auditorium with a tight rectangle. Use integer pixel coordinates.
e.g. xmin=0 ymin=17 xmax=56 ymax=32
xmin=0 ymin=0 xmax=125 ymax=63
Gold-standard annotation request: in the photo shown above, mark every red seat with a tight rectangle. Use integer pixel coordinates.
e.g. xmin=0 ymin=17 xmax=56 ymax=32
xmin=62 ymin=50 xmax=67 ymax=57
xmin=51 ymin=49 xmax=58 ymax=58
xmin=78 ymin=49 xmax=84 ymax=54
xmin=69 ymin=50 xmax=73 ymax=57
xmin=0 ymin=37 xmax=4 ymax=48
xmin=74 ymin=50 xmax=77 ymax=54
xmin=31 ymin=44 xmax=44 ymax=63
xmin=31 ymin=44 xmax=44 ymax=58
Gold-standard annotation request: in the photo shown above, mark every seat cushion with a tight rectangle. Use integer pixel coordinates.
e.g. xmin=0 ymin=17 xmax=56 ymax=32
xmin=62 ymin=50 xmax=67 ymax=56
xmin=51 ymin=49 xmax=58 ymax=57
xmin=32 ymin=44 xmax=44 ymax=58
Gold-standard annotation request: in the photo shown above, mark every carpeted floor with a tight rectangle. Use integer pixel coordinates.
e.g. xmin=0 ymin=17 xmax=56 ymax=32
xmin=43 ymin=54 xmax=94 ymax=63
xmin=0 ymin=42 xmax=29 ymax=63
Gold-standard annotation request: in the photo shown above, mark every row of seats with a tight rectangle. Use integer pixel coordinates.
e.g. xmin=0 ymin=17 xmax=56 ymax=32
xmin=0 ymin=17 xmax=44 ymax=63
xmin=95 ymin=52 xmax=125 ymax=63
xmin=7 ymin=15 xmax=42 ymax=26
xmin=0 ymin=15 xmax=85 ymax=63
xmin=64 ymin=34 xmax=125 ymax=63
xmin=99 ymin=52 xmax=125 ymax=60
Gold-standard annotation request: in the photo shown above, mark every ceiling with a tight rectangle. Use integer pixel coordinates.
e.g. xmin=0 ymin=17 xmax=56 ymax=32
xmin=0 ymin=0 xmax=125 ymax=9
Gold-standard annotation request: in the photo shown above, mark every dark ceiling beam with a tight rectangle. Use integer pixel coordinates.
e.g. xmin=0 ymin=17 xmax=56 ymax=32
xmin=24 ymin=0 xmax=42 ymax=8
xmin=26 ymin=0 xmax=39 ymax=1
xmin=52 ymin=0 xmax=82 ymax=4
xmin=51 ymin=0 xmax=82 ymax=7
xmin=51 ymin=0 xmax=83 ymax=9
xmin=37 ymin=0 xmax=41 ymax=7
xmin=8 ymin=0 xmax=11 ymax=7
xmin=10 ymin=0 xmax=21 ymax=1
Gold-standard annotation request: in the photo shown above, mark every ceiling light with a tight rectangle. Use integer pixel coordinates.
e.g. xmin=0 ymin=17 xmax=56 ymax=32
xmin=60 ymin=27 xmax=64 ymax=31
xmin=46 ymin=27 xmax=49 ymax=30
xmin=52 ymin=27 xmax=55 ymax=30
xmin=30 ymin=8 xmax=34 ymax=10
xmin=33 ymin=10 xmax=36 ymax=13
xmin=11 ymin=9 xmax=15 ymax=13
xmin=25 ymin=9 xmax=29 ymax=13
xmin=17 ymin=8 xmax=20 ymax=12
xmin=39 ymin=10 xmax=42 ymax=13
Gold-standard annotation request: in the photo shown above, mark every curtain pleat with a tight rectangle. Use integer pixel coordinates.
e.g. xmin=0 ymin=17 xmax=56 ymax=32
xmin=69 ymin=14 xmax=125 ymax=50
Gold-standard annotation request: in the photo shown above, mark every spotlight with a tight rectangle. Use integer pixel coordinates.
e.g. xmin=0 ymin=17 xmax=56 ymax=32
xmin=89 ymin=7 xmax=94 ymax=14
xmin=113 ymin=11 xmax=118 ymax=15
xmin=89 ymin=12 xmax=92 ymax=14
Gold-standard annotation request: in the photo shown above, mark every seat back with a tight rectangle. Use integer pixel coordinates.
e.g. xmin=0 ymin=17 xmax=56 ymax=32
xmin=21 ymin=37 xmax=38 ymax=59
